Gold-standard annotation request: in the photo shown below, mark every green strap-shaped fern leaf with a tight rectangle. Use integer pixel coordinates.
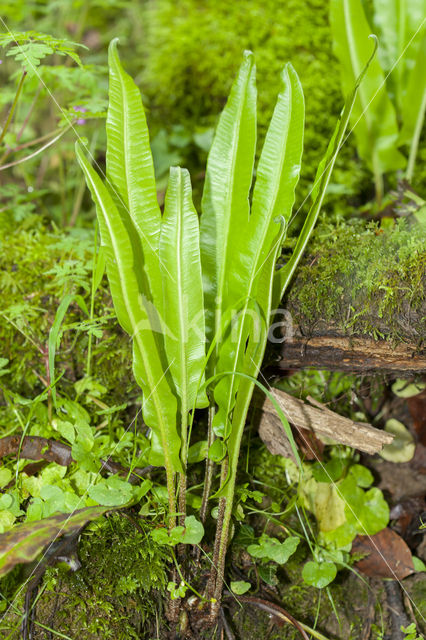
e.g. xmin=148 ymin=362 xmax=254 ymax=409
xmin=159 ymin=167 xmax=208 ymax=460
xmin=75 ymin=144 xmax=181 ymax=475
xmin=399 ymin=31 xmax=426 ymax=180
xmin=0 ymin=507 xmax=110 ymax=578
xmin=274 ymin=38 xmax=379 ymax=307
xmin=212 ymin=63 xmax=304 ymax=442
xmin=106 ymin=38 xmax=163 ymax=313
xmin=200 ymin=50 xmax=257 ymax=357
xmin=330 ymin=0 xmax=405 ymax=176
xmin=372 ymin=0 xmax=425 ymax=111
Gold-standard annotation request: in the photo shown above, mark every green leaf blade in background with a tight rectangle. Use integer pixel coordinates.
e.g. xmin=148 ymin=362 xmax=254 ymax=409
xmin=399 ymin=31 xmax=426 ymax=179
xmin=372 ymin=0 xmax=426 ymax=108
xmin=75 ymin=144 xmax=181 ymax=474
xmin=329 ymin=0 xmax=406 ymax=177
xmin=106 ymin=38 xmax=163 ymax=312
xmin=200 ymin=50 xmax=257 ymax=354
xmin=159 ymin=166 xmax=208 ymax=418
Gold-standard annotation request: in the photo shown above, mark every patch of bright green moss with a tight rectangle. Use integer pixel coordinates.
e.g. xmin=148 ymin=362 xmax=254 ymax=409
xmin=0 ymin=218 xmax=131 ymax=402
xmin=0 ymin=514 xmax=170 ymax=640
xmin=285 ymin=218 xmax=426 ymax=343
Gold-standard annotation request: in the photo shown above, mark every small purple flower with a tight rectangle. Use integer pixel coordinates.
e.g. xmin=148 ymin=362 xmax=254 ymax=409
xmin=73 ymin=105 xmax=87 ymax=125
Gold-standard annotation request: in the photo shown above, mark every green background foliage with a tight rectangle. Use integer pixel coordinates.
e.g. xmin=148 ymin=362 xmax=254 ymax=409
xmin=0 ymin=1 xmax=425 ymax=636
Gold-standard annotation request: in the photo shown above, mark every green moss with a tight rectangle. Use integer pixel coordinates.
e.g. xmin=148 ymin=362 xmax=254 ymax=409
xmin=136 ymin=0 xmax=367 ymax=213
xmin=0 ymin=514 xmax=171 ymax=640
xmin=284 ymin=218 xmax=426 ymax=342
xmin=0 ymin=218 xmax=132 ymax=403
xmin=406 ymin=575 xmax=426 ymax=635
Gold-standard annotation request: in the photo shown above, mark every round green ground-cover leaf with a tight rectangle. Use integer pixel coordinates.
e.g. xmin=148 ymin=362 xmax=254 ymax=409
xmin=53 ymin=419 xmax=75 ymax=444
xmin=247 ymin=534 xmax=299 ymax=564
xmin=0 ymin=494 xmax=13 ymax=510
xmin=0 ymin=506 xmax=110 ymax=577
xmin=180 ymin=515 xmax=204 ymax=544
xmin=208 ymin=438 xmax=227 ymax=462
xmin=392 ymin=379 xmax=425 ymax=398
xmin=230 ymin=580 xmax=251 ymax=594
xmin=320 ymin=522 xmax=357 ymax=549
xmin=412 ymin=556 xmax=426 ymax=572
xmin=348 ymin=464 xmax=374 ymax=488
xmin=88 ymin=476 xmax=133 ymax=507
xmin=312 ymin=458 xmax=346 ymax=483
xmin=187 ymin=440 xmax=208 ymax=463
xmin=151 ymin=515 xmax=204 ymax=546
xmin=0 ymin=511 xmax=16 ymax=533
xmin=340 ymin=476 xmax=389 ymax=535
xmin=379 ymin=419 xmax=415 ymax=463
xmin=0 ymin=468 xmax=12 ymax=489
xmin=302 ymin=561 xmax=337 ymax=588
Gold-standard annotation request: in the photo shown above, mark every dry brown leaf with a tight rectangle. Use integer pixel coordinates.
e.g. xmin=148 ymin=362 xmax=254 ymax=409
xmin=352 ymin=528 xmax=415 ymax=579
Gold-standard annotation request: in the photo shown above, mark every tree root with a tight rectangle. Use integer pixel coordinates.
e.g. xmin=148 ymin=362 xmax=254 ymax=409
xmin=21 ymin=528 xmax=83 ymax=640
xmin=223 ymin=594 xmax=312 ymax=640
xmin=218 ymin=607 xmax=236 ymax=640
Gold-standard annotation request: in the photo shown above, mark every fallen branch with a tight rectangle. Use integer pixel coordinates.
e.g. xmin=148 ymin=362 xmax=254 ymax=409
xmin=224 ymin=595 xmax=316 ymax=640
xmin=255 ymin=387 xmax=393 ymax=460
xmin=0 ymin=435 xmax=152 ymax=483
xmin=276 ymin=333 xmax=425 ymax=375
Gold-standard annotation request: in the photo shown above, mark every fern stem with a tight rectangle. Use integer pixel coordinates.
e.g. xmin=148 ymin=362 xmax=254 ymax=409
xmin=205 ymin=458 xmax=228 ymax=601
xmin=199 ymin=405 xmax=216 ymax=525
xmin=167 ymin=471 xmax=177 ymax=531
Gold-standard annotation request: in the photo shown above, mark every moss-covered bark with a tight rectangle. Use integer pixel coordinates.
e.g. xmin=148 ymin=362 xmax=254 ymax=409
xmin=283 ymin=218 xmax=425 ymax=345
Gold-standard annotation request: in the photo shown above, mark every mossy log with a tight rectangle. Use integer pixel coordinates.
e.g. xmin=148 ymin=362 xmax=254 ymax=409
xmin=277 ymin=330 xmax=426 ymax=374
xmin=274 ymin=219 xmax=426 ymax=375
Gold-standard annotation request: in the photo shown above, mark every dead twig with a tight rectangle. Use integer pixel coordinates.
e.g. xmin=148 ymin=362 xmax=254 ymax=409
xmin=256 ymin=387 xmax=393 ymax=460
xmin=223 ymin=595 xmax=310 ymax=640
xmin=0 ymin=435 xmax=153 ymax=484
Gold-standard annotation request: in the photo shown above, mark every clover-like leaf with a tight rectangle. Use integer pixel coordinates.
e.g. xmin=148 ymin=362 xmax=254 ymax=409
xmin=247 ymin=534 xmax=299 ymax=564
xmin=302 ymin=561 xmax=337 ymax=589
xmin=88 ymin=476 xmax=133 ymax=507
xmin=230 ymin=580 xmax=251 ymax=595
